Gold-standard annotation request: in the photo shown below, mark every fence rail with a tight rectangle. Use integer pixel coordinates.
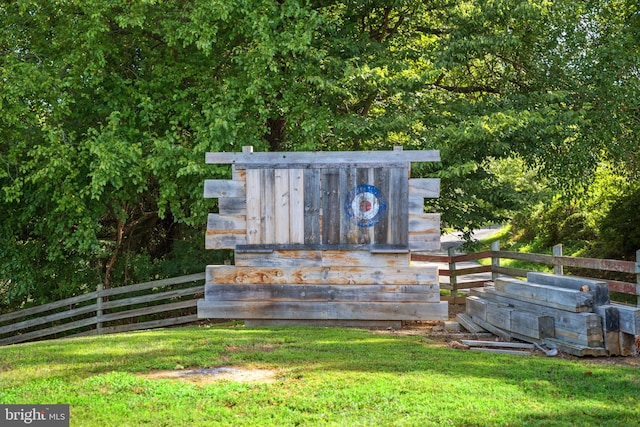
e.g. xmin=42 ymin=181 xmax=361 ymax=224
xmin=0 ymin=273 xmax=205 ymax=346
xmin=1 ymin=244 xmax=638 ymax=346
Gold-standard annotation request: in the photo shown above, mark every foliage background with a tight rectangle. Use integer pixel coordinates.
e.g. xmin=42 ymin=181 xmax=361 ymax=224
xmin=1 ymin=0 xmax=638 ymax=310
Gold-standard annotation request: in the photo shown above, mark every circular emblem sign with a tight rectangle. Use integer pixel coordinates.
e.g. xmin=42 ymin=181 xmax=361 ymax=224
xmin=344 ymin=184 xmax=387 ymax=227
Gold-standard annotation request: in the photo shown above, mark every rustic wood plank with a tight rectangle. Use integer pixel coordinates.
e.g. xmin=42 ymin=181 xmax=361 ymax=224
xmin=386 ymin=166 xmax=408 ymax=246
xmin=218 ymin=197 xmax=246 ymax=215
xmin=408 ymin=178 xmax=440 ymax=199
xmin=466 ymin=296 xmax=488 ymax=321
xmin=204 ymin=283 xmax=441 ymax=303
xmin=289 ymin=168 xmax=305 ymax=244
xmin=206 ymin=265 xmax=438 ymax=285
xmin=469 ymin=348 xmax=532 ymax=356
xmin=197 ymin=300 xmax=448 ymax=321
xmin=261 ymin=169 xmax=276 ymax=244
xmin=526 ymin=272 xmax=610 ymax=306
xmin=0 ymin=304 xmax=97 ymax=336
xmin=274 ymin=168 xmax=290 ymax=244
xmin=0 ymin=291 xmax=97 ymax=324
xmin=205 ymin=233 xmax=246 ymax=250
xmin=461 ymin=340 xmax=534 ymax=349
xmin=321 ymin=250 xmax=410 ymax=268
xmin=204 ymin=179 xmax=245 ymax=198
xmin=100 ymin=285 xmax=203 ymax=311
xmin=245 ymin=169 xmax=262 ymax=244
xmin=0 ymin=316 xmax=98 ymax=346
xmin=493 ymin=277 xmax=594 ymax=312
xmin=408 ymin=232 xmax=441 ymax=251
xmin=340 ymin=168 xmax=360 ymax=244
xmin=206 ymin=214 xmax=246 ymax=234
xmin=544 ymin=338 xmax=608 ymax=357
xmin=303 ymin=168 xmax=321 ymax=245
xmin=100 ymin=300 xmax=197 ymax=323
xmin=408 ymin=213 xmax=440 ymax=234
xmin=235 ymin=250 xmax=323 ymax=267
xmin=408 ymin=195 xmax=425 ymax=216
xmin=456 ymin=313 xmax=487 ymax=334
xmin=612 ymin=303 xmax=640 ymax=335
xmin=206 ymin=150 xmax=440 ymax=166
xmin=322 ymin=169 xmax=341 ymax=245
xmin=98 ymin=273 xmax=205 ymax=298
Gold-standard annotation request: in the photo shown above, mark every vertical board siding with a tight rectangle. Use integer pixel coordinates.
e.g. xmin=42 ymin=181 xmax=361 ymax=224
xmin=274 ymin=169 xmax=291 ymax=244
xmin=304 ymin=168 xmax=321 ymax=245
xmin=245 ymin=169 xmax=262 ymax=244
xmin=289 ymin=169 xmax=305 ymax=244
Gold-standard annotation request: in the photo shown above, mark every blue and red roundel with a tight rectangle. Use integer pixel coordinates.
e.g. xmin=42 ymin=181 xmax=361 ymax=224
xmin=344 ymin=184 xmax=387 ymax=227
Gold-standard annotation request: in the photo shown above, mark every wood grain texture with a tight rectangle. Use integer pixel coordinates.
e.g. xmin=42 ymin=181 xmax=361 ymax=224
xmin=204 ymin=179 xmax=245 ymax=198
xmin=206 ymin=265 xmax=438 ymax=285
xmin=197 ymin=300 xmax=449 ymax=321
xmin=235 ymin=250 xmax=323 ymax=267
xmin=408 ymin=178 xmax=440 ymax=199
xmin=494 ymin=277 xmax=594 ymax=312
xmin=206 ymin=150 xmax=440 ymax=166
xmin=204 ymin=283 xmax=440 ymax=303
xmin=321 ymin=250 xmax=410 ymax=268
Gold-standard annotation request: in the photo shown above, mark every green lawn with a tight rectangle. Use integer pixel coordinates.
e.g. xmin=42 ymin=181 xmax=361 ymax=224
xmin=0 ymin=324 xmax=638 ymax=426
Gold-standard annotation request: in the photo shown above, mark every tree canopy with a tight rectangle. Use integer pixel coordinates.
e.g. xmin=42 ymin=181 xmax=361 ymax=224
xmin=1 ymin=0 xmax=638 ymax=308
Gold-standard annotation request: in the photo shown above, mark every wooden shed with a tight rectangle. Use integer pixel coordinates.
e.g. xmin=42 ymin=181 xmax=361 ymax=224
xmin=197 ymin=146 xmax=447 ymax=326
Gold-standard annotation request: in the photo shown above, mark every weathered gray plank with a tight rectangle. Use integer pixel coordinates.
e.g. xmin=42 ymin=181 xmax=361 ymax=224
xmin=204 ymin=179 xmax=245 ymax=198
xmin=245 ymin=169 xmax=262 ymax=245
xmin=303 ymin=168 xmax=321 ymax=245
xmin=408 ymin=232 xmax=441 ymax=251
xmin=612 ymin=303 xmax=640 ymax=335
xmin=0 ymin=304 xmax=97 ymax=336
xmin=98 ymin=273 xmax=205 ymax=298
xmin=493 ymin=277 xmax=593 ymax=312
xmin=0 ymin=316 xmax=98 ymax=346
xmin=526 ymin=272 xmax=610 ymax=306
xmin=386 ymin=166 xmax=408 ymax=246
xmin=260 ymin=169 xmax=276 ymax=244
xmin=619 ymin=332 xmax=639 ymax=356
xmin=206 ymin=265 xmax=438 ymax=285
xmin=206 ymin=213 xmax=246 ymax=234
xmin=322 ymin=169 xmax=341 ymax=245
xmin=408 ymin=178 xmax=440 ymax=199
xmin=197 ymin=300 xmax=448 ymax=321
xmin=218 ymin=197 xmax=246 ymax=215
xmin=206 ymin=150 xmax=440 ymax=166
xmin=593 ymin=305 xmax=620 ymax=331
xmin=466 ymin=296 xmax=488 ymax=321
xmin=274 ymin=168 xmax=290 ymax=244
xmin=289 ymin=168 xmax=305 ymax=244
xmin=0 ymin=291 xmax=97 ymax=324
xmin=100 ymin=285 xmax=203 ymax=311
xmin=456 ymin=313 xmax=487 ymax=334
xmin=205 ymin=233 xmax=246 ymax=250
xmin=408 ymin=213 xmax=440 ymax=234
xmin=235 ymin=250 xmax=323 ymax=268
xmin=100 ymin=300 xmax=197 ymax=323
xmin=204 ymin=283 xmax=440 ymax=303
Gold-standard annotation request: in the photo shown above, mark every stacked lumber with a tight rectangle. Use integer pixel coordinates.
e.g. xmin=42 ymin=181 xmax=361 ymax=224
xmin=464 ymin=272 xmax=640 ymax=357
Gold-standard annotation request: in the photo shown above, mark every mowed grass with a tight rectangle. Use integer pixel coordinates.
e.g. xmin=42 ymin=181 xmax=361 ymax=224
xmin=0 ymin=324 xmax=638 ymax=426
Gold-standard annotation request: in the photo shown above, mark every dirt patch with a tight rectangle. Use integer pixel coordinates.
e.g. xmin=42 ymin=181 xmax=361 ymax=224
xmin=138 ymin=367 xmax=279 ymax=385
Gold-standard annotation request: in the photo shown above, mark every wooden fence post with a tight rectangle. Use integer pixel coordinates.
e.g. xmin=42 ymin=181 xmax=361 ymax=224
xmin=491 ymin=240 xmax=500 ymax=282
xmin=636 ymin=249 xmax=640 ymax=307
xmin=96 ymin=283 xmax=103 ymax=335
xmin=553 ymin=244 xmax=563 ymax=276
xmin=448 ymin=246 xmax=458 ymax=303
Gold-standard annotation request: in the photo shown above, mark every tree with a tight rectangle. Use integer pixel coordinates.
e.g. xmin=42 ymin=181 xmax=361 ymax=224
xmin=1 ymin=0 xmax=637 ymax=308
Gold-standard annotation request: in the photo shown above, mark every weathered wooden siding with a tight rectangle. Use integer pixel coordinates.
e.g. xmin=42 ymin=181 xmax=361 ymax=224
xmin=199 ymin=147 xmax=444 ymax=324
